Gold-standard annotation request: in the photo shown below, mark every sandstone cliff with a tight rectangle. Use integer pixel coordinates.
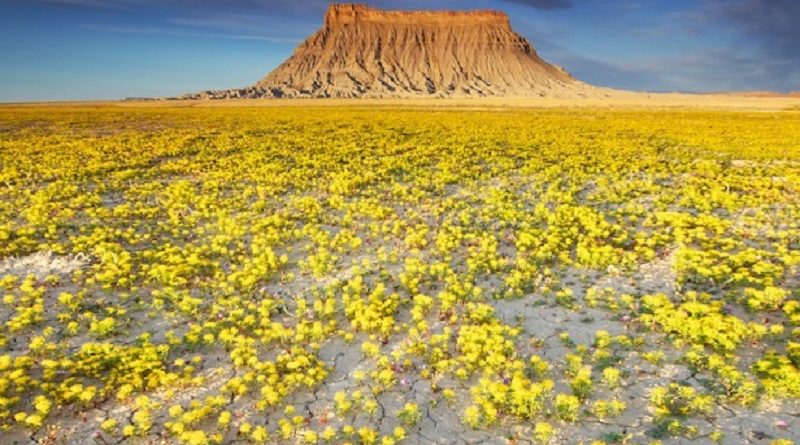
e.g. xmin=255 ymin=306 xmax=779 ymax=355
xmin=186 ymin=3 xmax=590 ymax=99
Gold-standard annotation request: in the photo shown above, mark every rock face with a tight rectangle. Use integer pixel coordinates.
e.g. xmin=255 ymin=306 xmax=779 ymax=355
xmin=186 ymin=3 xmax=588 ymax=99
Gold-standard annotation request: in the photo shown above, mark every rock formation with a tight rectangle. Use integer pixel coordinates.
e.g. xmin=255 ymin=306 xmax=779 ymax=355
xmin=184 ymin=3 xmax=590 ymax=99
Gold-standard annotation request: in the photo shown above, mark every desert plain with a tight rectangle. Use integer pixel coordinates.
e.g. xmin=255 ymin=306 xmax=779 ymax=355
xmin=0 ymin=95 xmax=799 ymax=445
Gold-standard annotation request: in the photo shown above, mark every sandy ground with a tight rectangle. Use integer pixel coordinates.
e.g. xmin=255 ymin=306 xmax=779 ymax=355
xmin=1 ymin=101 xmax=798 ymax=445
xmin=5 ymin=248 xmax=797 ymax=445
xmin=2 ymin=91 xmax=800 ymax=112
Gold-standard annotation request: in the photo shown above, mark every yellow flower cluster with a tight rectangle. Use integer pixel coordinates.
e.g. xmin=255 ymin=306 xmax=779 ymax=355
xmin=0 ymin=105 xmax=798 ymax=442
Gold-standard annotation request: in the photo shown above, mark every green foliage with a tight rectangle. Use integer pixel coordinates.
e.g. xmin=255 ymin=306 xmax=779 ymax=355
xmin=640 ymin=294 xmax=761 ymax=352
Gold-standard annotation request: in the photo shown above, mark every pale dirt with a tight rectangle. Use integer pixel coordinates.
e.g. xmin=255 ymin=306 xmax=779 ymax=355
xmin=0 ymin=251 xmax=87 ymax=280
xmin=4 ymin=93 xmax=799 ymax=112
xmin=2 ymin=100 xmax=799 ymax=444
xmin=4 ymin=246 xmax=798 ymax=445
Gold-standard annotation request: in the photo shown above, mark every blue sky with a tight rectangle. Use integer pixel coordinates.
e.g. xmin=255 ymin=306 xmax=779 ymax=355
xmin=0 ymin=0 xmax=798 ymax=101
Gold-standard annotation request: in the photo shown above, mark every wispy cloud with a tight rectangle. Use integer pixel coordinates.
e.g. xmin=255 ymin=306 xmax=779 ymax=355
xmin=8 ymin=0 xmax=800 ymax=92
xmin=17 ymin=0 xmax=322 ymax=42
xmin=166 ymin=12 xmax=317 ymax=36
xmin=169 ymin=13 xmax=266 ymax=30
xmin=80 ymin=24 xmax=302 ymax=43
xmin=10 ymin=0 xmax=135 ymax=9
xmin=549 ymin=44 xmax=800 ymax=93
xmin=718 ymin=0 xmax=800 ymax=56
xmin=18 ymin=0 xmax=330 ymax=12
xmin=501 ymin=0 xmax=573 ymax=10
xmin=26 ymin=0 xmax=116 ymax=5
xmin=674 ymin=0 xmax=800 ymax=91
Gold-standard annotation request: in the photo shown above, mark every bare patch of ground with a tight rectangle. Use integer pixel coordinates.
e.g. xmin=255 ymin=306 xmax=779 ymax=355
xmin=0 ymin=250 xmax=88 ymax=279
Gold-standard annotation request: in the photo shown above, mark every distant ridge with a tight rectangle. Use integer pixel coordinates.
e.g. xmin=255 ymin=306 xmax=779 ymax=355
xmin=709 ymin=91 xmax=800 ymax=98
xmin=182 ymin=3 xmax=592 ymax=99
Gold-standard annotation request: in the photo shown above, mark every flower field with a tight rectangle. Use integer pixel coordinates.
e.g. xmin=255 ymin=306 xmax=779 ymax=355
xmin=0 ymin=105 xmax=798 ymax=444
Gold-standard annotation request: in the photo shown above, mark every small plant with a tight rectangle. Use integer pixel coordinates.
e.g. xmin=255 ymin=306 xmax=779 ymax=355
xmin=89 ymin=316 xmax=117 ymax=337
xmin=592 ymin=399 xmax=626 ymax=419
xmin=358 ymin=426 xmax=379 ymax=445
xmin=555 ymin=288 xmax=575 ymax=307
xmin=100 ymin=418 xmax=118 ymax=434
xmin=650 ymin=383 xmax=713 ymax=427
xmin=398 ymin=402 xmax=421 ymax=426
xmin=744 ymin=286 xmax=788 ymax=312
xmin=533 ymin=421 xmax=555 ymax=443
xmin=602 ymin=367 xmax=622 ymax=389
xmin=569 ymin=367 xmax=593 ymax=401
xmin=529 ymin=355 xmax=550 ymax=377
xmin=642 ymin=351 xmax=666 ymax=366
xmin=554 ymin=394 xmax=580 ymax=422
xmin=464 ymin=405 xmax=482 ymax=428
xmin=362 ymin=341 xmax=381 ymax=358
xmin=250 ymin=425 xmax=269 ymax=443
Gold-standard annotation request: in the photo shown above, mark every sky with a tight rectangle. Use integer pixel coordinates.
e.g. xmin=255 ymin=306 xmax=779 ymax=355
xmin=0 ymin=0 xmax=798 ymax=101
